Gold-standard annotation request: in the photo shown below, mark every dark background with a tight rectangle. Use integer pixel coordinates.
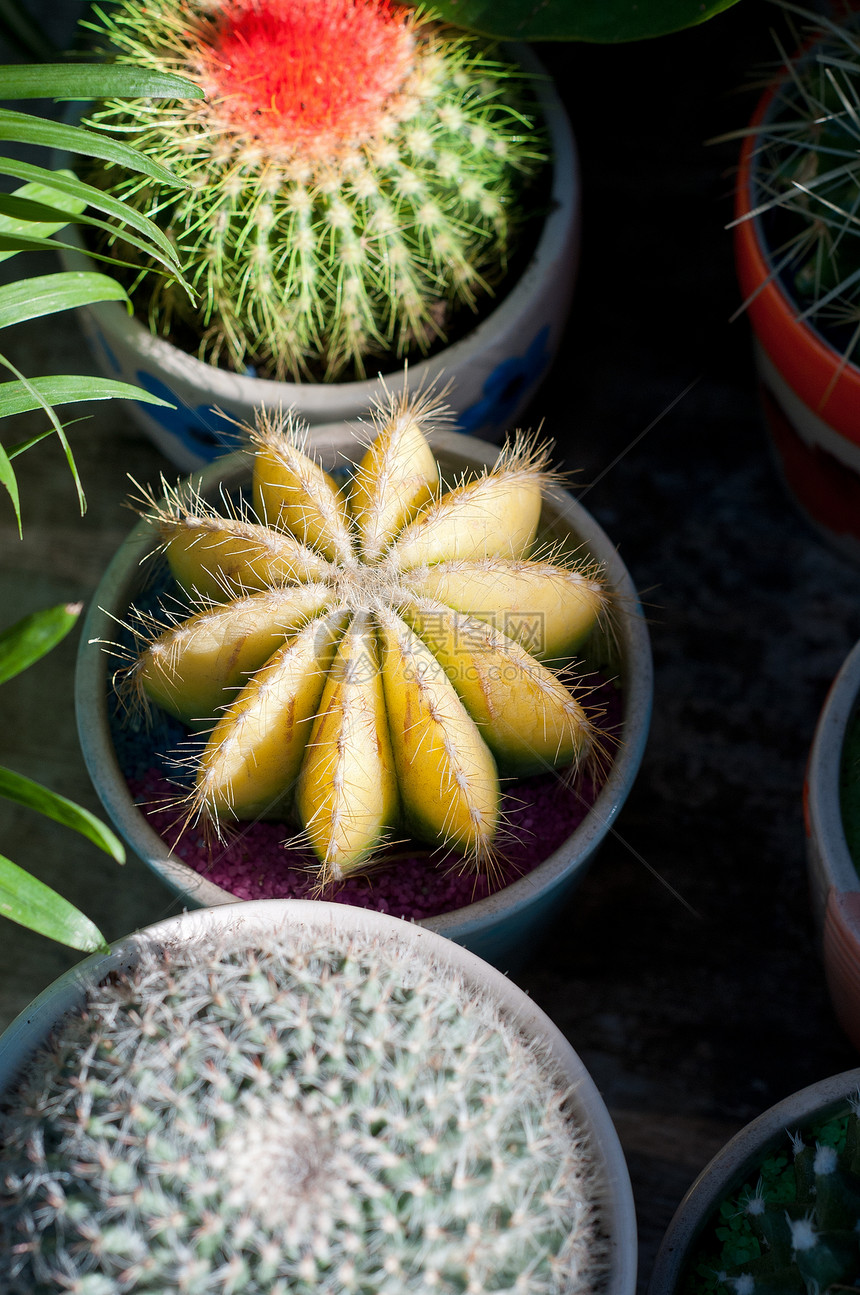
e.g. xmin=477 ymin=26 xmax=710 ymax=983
xmin=2 ymin=1 xmax=860 ymax=1290
xmin=525 ymin=3 xmax=860 ymax=1281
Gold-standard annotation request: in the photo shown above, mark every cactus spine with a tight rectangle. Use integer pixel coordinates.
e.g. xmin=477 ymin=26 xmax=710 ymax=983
xmin=83 ymin=0 xmax=547 ymax=381
xmin=735 ymin=8 xmax=860 ymax=371
xmin=0 ymin=922 xmax=607 ymax=1293
xmin=121 ymin=390 xmax=613 ymax=885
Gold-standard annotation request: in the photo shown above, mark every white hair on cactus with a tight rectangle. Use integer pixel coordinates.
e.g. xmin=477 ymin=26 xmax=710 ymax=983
xmin=0 ymin=923 xmax=608 ymax=1294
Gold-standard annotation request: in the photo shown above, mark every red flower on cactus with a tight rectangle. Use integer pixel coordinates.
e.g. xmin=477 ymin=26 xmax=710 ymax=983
xmin=198 ymin=0 xmax=415 ymax=155
xmin=87 ymin=0 xmax=545 ymax=379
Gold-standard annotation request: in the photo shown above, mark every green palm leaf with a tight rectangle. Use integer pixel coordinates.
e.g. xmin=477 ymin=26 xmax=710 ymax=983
xmin=0 ymin=156 xmax=183 ymax=274
xmin=0 ymin=64 xmax=201 ymax=101
xmin=0 ymin=183 xmax=85 ymax=240
xmin=0 ymin=269 xmax=128 ymax=329
xmin=0 ymin=374 xmax=171 ymax=422
xmin=0 ymin=854 xmax=109 ymax=952
xmin=0 ymin=60 xmax=202 ymax=532
xmin=424 ymin=0 xmax=740 ymax=41
xmin=0 ymin=766 xmax=125 ymax=863
xmin=0 ymin=606 xmax=121 ymax=951
xmin=0 ymin=108 xmax=183 ymax=186
xmin=0 ymin=601 xmax=80 ymax=684
xmin=0 ymin=62 xmax=197 ymax=952
xmin=0 ymin=222 xmax=186 ymax=279
xmin=0 ymin=440 xmax=18 ymax=524
xmin=0 ymin=351 xmax=87 ymax=527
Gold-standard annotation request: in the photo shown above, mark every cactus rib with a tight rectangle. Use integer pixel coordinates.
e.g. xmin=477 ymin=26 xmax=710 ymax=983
xmin=119 ymin=388 xmax=616 ymax=884
xmin=0 ymin=922 xmax=608 ymax=1293
xmin=81 ymin=0 xmax=548 ymax=381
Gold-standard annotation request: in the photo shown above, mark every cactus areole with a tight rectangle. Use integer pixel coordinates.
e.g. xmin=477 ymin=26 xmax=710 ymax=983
xmin=0 ymin=918 xmax=609 ymax=1293
xmin=85 ymin=0 xmax=547 ymax=381
xmin=120 ymin=391 xmax=612 ymax=890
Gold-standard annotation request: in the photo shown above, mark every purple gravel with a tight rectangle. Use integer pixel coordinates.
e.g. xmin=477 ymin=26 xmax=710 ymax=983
xmin=130 ymin=766 xmax=603 ymax=919
xmin=123 ymin=681 xmax=622 ymax=921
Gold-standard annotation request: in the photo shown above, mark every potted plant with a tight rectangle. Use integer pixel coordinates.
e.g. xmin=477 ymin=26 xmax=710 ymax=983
xmin=0 ymin=601 xmax=126 ymax=952
xmin=729 ymin=3 xmax=860 ymax=562
xmin=0 ymin=58 xmax=199 ymax=527
xmin=0 ymin=897 xmax=639 ymax=1294
xmin=0 ymin=55 xmax=203 ymax=949
xmin=647 ymin=1066 xmax=860 ymax=1293
xmin=55 ymin=0 xmax=579 ymax=469
xmin=74 ymin=390 xmax=652 ymax=970
xmin=805 ymin=636 xmax=860 ymax=1053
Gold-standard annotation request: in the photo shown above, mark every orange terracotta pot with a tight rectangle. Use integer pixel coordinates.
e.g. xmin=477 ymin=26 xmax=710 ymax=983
xmin=734 ymin=82 xmax=860 ymax=560
xmin=805 ymin=639 xmax=860 ymax=1051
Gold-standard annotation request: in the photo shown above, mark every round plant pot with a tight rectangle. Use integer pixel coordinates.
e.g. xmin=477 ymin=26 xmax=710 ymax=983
xmin=62 ymin=46 xmax=580 ymax=471
xmin=805 ymin=637 xmax=860 ymax=1051
xmin=0 ymin=897 xmax=638 ymax=1295
xmin=74 ymin=425 xmax=652 ymax=973
xmin=735 ymin=76 xmax=860 ymax=562
xmin=647 ymin=1066 xmax=860 ymax=1293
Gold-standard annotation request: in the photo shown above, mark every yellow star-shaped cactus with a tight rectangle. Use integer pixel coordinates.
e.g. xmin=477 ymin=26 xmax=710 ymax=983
xmin=128 ymin=392 xmax=611 ymax=884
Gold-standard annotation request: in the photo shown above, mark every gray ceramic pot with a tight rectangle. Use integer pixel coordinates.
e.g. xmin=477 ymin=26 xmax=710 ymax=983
xmin=75 ymin=427 xmax=653 ymax=971
xmin=805 ymin=637 xmax=860 ymax=1051
xmin=648 ymin=1067 xmax=860 ymax=1292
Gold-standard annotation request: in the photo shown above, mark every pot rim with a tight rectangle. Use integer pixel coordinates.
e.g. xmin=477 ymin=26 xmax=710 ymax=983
xmin=806 ymin=636 xmax=860 ymax=896
xmin=74 ymin=425 xmax=653 ymax=937
xmin=60 ymin=42 xmax=579 ymax=414
xmin=0 ymin=896 xmax=638 ymax=1295
xmin=647 ymin=1065 xmax=860 ymax=1293
xmin=733 ymin=55 xmax=860 ymax=440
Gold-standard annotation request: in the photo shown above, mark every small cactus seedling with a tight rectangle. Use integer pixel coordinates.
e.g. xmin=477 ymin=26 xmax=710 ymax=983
xmin=82 ymin=0 xmax=547 ymax=381
xmin=119 ymin=389 xmax=614 ymax=887
xmin=682 ymin=1094 xmax=860 ymax=1294
xmin=0 ymin=919 xmax=608 ymax=1293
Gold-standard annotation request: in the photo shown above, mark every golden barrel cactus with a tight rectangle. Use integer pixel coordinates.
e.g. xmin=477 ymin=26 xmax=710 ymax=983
xmin=124 ymin=391 xmax=613 ymax=885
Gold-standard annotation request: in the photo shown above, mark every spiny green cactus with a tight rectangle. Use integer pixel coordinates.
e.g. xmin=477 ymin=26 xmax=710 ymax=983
xmin=81 ymin=0 xmax=547 ymax=381
xmin=688 ymin=1094 xmax=860 ymax=1294
xmin=118 ymin=388 xmax=614 ymax=885
xmin=0 ymin=921 xmax=607 ymax=1294
xmin=732 ymin=6 xmax=860 ymax=367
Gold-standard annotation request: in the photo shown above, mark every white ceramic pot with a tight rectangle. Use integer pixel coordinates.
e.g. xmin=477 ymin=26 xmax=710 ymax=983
xmin=63 ymin=46 xmax=580 ymax=470
xmin=805 ymin=638 xmax=860 ymax=1052
xmin=74 ymin=426 xmax=653 ymax=972
xmin=647 ymin=1067 xmax=860 ymax=1292
xmin=0 ymin=898 xmax=638 ymax=1294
